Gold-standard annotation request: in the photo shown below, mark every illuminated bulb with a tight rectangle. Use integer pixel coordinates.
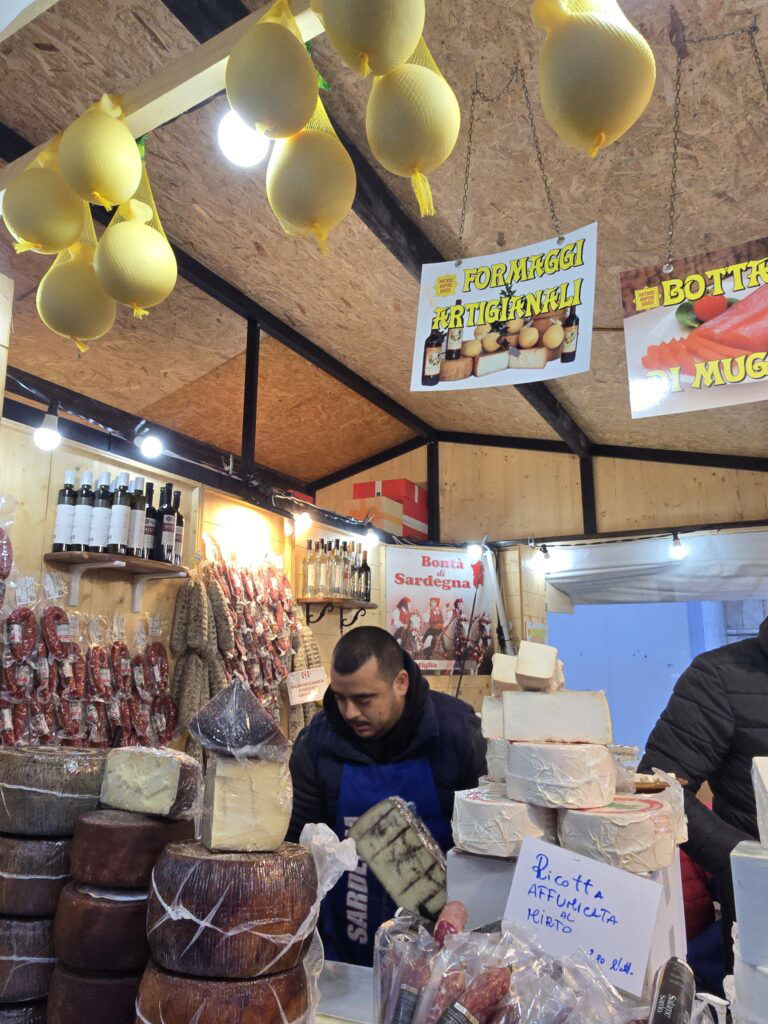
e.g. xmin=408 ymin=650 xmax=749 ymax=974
xmin=137 ymin=433 xmax=163 ymax=459
xmin=365 ymin=528 xmax=379 ymax=549
xmin=294 ymin=512 xmax=312 ymax=533
xmin=466 ymin=543 xmax=483 ymax=561
xmin=283 ymin=519 xmax=294 ymax=536
xmin=218 ymin=110 xmax=271 ymax=168
xmin=669 ymin=533 xmax=688 ymax=561
xmin=33 ymin=411 xmax=61 ymax=451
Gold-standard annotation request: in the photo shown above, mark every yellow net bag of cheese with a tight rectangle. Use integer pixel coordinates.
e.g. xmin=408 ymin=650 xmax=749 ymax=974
xmin=2 ymin=145 xmax=84 ymax=255
xmin=266 ymin=96 xmax=356 ymax=252
xmin=366 ymin=38 xmax=460 ymax=217
xmin=322 ymin=0 xmax=425 ymax=77
xmin=532 ymin=0 xmax=656 ymax=157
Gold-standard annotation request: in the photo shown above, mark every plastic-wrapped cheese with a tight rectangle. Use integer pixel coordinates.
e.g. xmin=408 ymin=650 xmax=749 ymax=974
xmin=189 ymin=679 xmax=291 ymax=761
xmin=558 ymin=794 xmax=676 ymax=873
xmin=202 ymin=755 xmax=292 ymax=852
xmin=486 ymin=738 xmax=508 ymax=783
xmin=732 ymin=842 xmax=768 ymax=968
xmin=146 ymin=841 xmax=317 ymax=978
xmin=506 ymin=742 xmax=616 ymax=809
xmin=0 ymin=748 xmax=105 ymax=836
xmin=100 ymin=747 xmax=202 ymax=820
xmin=53 ymin=882 xmax=149 ymax=973
xmin=481 ymin=695 xmax=504 ymax=740
xmin=734 ymin=945 xmax=768 ymax=1023
xmin=0 ymin=918 xmax=54 ymax=1003
xmin=452 ymin=783 xmax=556 ymax=858
xmin=502 ymin=690 xmax=612 ymax=744
xmin=515 ymin=641 xmax=559 ymax=691
xmin=491 ymin=653 xmax=518 ymax=693
xmin=47 ymin=963 xmax=142 ymax=1024
xmin=0 ymin=835 xmax=70 ymax=916
xmin=752 ymin=757 xmax=768 ymax=845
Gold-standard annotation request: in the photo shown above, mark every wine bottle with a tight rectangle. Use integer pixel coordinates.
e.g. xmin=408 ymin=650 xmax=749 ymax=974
xmin=143 ymin=482 xmax=157 ymax=560
xmin=153 ymin=483 xmax=177 ymax=563
xmin=52 ymin=471 xmax=76 ymax=553
xmin=421 ymin=329 xmax=445 ymax=386
xmin=67 ymin=470 xmax=94 ymax=553
xmin=172 ymin=490 xmax=184 ymax=566
xmin=88 ymin=473 xmax=113 ymax=553
xmin=303 ymin=539 xmax=315 ymax=598
xmin=445 ymin=299 xmax=464 ymax=361
xmin=106 ymin=473 xmax=131 ymax=555
xmin=127 ymin=476 xmax=147 ymax=558
xmin=561 ymin=306 xmax=579 ymax=363
xmin=360 ymin=550 xmax=372 ymax=603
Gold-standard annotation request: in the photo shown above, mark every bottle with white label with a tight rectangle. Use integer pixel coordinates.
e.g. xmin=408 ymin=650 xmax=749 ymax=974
xmin=67 ymin=471 xmax=94 ymax=553
xmin=106 ymin=473 xmax=131 ymax=555
xmin=172 ymin=490 xmax=184 ymax=566
xmin=52 ymin=471 xmax=76 ymax=552
xmin=88 ymin=473 xmax=113 ymax=553
xmin=127 ymin=476 xmax=147 ymax=558
xmin=152 ymin=483 xmax=177 ymax=563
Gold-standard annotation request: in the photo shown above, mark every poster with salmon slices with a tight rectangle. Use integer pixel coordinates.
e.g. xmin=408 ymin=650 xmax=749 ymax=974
xmin=620 ymin=236 xmax=768 ymax=418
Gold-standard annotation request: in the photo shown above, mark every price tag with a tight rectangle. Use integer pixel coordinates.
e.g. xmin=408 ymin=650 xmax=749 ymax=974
xmin=504 ymin=838 xmax=662 ymax=997
xmin=15 ymin=577 xmax=36 ymax=607
xmin=286 ymin=666 xmax=327 ymax=706
xmin=147 ymin=615 xmax=162 ymax=638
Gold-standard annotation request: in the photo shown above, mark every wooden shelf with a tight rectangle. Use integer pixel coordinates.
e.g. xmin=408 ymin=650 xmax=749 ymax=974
xmin=44 ymin=552 xmax=189 ymax=609
xmin=299 ymin=598 xmax=377 ymax=610
xmin=299 ymin=598 xmax=377 ymax=631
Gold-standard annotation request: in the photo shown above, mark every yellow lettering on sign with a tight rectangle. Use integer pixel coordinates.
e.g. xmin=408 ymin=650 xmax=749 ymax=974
xmin=692 ymin=360 xmax=725 ymax=389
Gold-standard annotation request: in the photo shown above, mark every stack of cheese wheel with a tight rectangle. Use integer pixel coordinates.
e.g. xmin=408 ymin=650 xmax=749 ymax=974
xmin=47 ymin=747 xmax=200 ymax=1024
xmin=136 ymin=681 xmax=316 ymax=1024
xmin=0 ymin=747 xmax=107 ymax=1022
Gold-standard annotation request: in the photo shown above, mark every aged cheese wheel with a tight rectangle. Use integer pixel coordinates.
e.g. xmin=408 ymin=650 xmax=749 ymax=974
xmin=146 ymin=841 xmax=317 ymax=978
xmin=0 ymin=747 xmax=106 ymax=837
xmin=47 ymin=963 xmax=141 ymax=1024
xmin=100 ymin=747 xmax=201 ymax=820
xmin=0 ymin=917 xmax=54 ymax=1003
xmin=136 ymin=959 xmax=308 ymax=1024
xmin=53 ymin=882 xmax=149 ymax=973
xmin=0 ymin=1001 xmax=46 ymax=1023
xmin=71 ymin=810 xmax=194 ymax=888
xmin=0 ymin=834 xmax=70 ymax=916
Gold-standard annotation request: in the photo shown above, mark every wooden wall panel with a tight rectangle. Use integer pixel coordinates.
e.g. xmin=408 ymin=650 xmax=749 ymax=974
xmin=315 ymin=447 xmax=428 ymax=516
xmin=595 ymin=458 xmax=768 ymax=533
xmin=439 ymin=443 xmax=583 ymax=544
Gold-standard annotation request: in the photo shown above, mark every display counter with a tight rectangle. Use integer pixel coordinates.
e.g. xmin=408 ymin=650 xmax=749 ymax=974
xmin=317 ymin=961 xmax=373 ymax=1024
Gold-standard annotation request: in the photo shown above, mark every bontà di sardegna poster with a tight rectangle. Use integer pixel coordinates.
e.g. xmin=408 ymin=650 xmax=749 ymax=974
xmin=620 ymin=234 xmax=768 ymax=418
xmin=385 ymin=546 xmax=494 ymax=674
xmin=411 ymin=223 xmax=596 ymax=391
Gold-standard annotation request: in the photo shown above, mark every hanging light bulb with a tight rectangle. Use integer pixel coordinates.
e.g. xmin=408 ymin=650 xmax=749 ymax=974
xmin=33 ymin=403 xmax=61 ymax=451
xmin=669 ymin=532 xmax=688 ymax=561
xmin=466 ymin=543 xmax=483 ymax=561
xmin=217 ymin=110 xmax=271 ymax=168
xmin=365 ymin=528 xmax=379 ymax=549
xmin=134 ymin=423 xmax=164 ymax=459
xmin=294 ymin=511 xmax=312 ymax=534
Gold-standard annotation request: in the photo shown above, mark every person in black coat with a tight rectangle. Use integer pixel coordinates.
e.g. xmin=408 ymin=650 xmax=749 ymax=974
xmin=287 ymin=625 xmax=486 ymax=966
xmin=640 ymin=616 xmax=768 ymax=972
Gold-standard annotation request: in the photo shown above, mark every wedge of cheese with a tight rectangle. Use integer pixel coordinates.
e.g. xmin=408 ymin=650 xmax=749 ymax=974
xmin=491 ymin=653 xmax=519 ymax=693
xmin=202 ymin=756 xmax=292 ymax=852
xmin=732 ymin=842 xmax=768 ymax=968
xmin=481 ymin=696 xmax=504 ymax=740
xmin=752 ymin=757 xmax=768 ymax=846
xmin=485 ymin=738 xmax=509 ymax=783
xmin=734 ymin=944 xmax=768 ymax=1023
xmin=515 ymin=641 xmax=559 ymax=691
xmin=100 ymin=748 xmax=202 ymax=821
xmin=502 ymin=690 xmax=612 ymax=744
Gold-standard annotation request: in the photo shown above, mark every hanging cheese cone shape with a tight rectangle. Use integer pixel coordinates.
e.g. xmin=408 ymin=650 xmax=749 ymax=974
xmin=37 ymin=243 xmax=116 ymax=349
xmin=532 ymin=0 xmax=656 ymax=156
xmin=226 ymin=19 xmax=318 ymax=138
xmin=366 ymin=63 xmax=460 ymax=216
xmin=266 ymin=129 xmax=356 ymax=250
xmin=323 ymin=0 xmax=425 ymax=76
xmin=2 ymin=166 xmax=84 ymax=255
xmin=94 ymin=199 xmax=177 ymax=317
xmin=58 ymin=95 xmax=142 ymax=208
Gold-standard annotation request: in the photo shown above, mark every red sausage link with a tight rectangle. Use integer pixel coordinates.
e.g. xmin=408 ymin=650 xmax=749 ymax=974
xmin=6 ymin=607 xmax=37 ymax=663
xmin=434 ymin=902 xmax=468 ymax=948
xmin=146 ymin=642 xmax=169 ymax=693
xmin=41 ymin=606 xmax=71 ymax=660
xmin=437 ymin=968 xmax=511 ymax=1024
xmin=88 ymin=645 xmax=114 ymax=702
xmin=0 ymin=528 xmax=12 ymax=581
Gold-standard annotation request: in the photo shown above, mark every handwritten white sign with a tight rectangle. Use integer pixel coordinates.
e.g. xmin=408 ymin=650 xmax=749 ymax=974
xmin=504 ymin=838 xmax=662 ymax=997
xmin=286 ymin=666 xmax=327 ymax=706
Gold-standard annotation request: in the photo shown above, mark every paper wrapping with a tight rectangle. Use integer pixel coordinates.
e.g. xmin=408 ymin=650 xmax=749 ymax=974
xmin=506 ymin=742 xmax=616 ymax=809
xmin=452 ymin=783 xmax=556 ymax=858
xmin=558 ymin=794 xmax=677 ymax=874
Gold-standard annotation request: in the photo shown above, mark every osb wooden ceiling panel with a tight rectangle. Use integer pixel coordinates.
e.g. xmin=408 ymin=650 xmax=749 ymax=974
xmin=140 ymin=334 xmax=417 ymax=481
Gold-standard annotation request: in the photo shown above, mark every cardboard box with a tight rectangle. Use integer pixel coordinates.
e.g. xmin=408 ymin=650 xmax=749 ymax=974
xmin=352 ymin=479 xmax=428 ymax=539
xmin=342 ymin=497 xmax=403 ymax=536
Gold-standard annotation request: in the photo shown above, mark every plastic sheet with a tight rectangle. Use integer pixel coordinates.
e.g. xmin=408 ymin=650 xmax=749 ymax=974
xmin=188 ymin=678 xmax=291 ymax=761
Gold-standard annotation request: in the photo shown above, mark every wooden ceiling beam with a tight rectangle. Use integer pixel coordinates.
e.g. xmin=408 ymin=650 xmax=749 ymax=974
xmin=0 ymin=0 xmax=62 ymax=44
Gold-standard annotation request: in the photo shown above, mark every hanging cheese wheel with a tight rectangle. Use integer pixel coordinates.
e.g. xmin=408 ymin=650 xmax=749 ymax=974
xmin=2 ymin=167 xmax=84 ymax=255
xmin=366 ymin=63 xmax=460 ymax=216
xmin=58 ymin=96 xmax=142 ymax=208
xmin=226 ymin=20 xmax=318 ymax=138
xmin=94 ymin=200 xmax=177 ymax=317
xmin=532 ymin=0 xmax=656 ymax=156
xmin=322 ymin=0 xmax=425 ymax=76
xmin=266 ymin=129 xmax=356 ymax=248
xmin=36 ymin=245 xmax=117 ymax=347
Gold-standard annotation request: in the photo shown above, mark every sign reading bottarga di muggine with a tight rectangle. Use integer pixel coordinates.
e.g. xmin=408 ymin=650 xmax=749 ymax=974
xmin=411 ymin=223 xmax=596 ymax=391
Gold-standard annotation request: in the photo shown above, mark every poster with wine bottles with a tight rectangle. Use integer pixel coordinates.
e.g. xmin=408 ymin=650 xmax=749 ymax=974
xmin=620 ymin=234 xmax=768 ymax=418
xmin=411 ymin=223 xmax=596 ymax=391
xmin=385 ymin=546 xmax=494 ymax=674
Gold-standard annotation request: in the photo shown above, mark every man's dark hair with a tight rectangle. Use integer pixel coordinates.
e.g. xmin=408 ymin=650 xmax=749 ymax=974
xmin=332 ymin=626 xmax=405 ymax=683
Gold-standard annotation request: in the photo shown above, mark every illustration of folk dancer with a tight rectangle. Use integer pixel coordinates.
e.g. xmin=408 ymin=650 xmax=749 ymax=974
xmin=391 ymin=596 xmax=412 ymax=645
xmin=401 ymin=609 xmax=424 ymax=658
xmin=422 ymin=597 xmax=444 ymax=656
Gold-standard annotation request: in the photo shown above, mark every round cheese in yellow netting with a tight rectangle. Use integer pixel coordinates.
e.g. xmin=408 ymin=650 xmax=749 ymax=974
xmin=532 ymin=0 xmax=656 ymax=157
xmin=366 ymin=63 xmax=460 ymax=216
xmin=37 ymin=245 xmax=116 ymax=345
xmin=322 ymin=0 xmax=425 ymax=76
xmin=226 ymin=20 xmax=318 ymax=139
xmin=58 ymin=100 xmax=142 ymax=208
xmin=94 ymin=201 xmax=177 ymax=317
xmin=2 ymin=166 xmax=84 ymax=255
xmin=266 ymin=129 xmax=356 ymax=249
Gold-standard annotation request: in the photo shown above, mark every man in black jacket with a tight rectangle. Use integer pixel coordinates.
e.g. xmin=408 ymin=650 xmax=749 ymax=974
xmin=287 ymin=625 xmax=486 ymax=966
xmin=640 ymin=616 xmax=768 ymax=970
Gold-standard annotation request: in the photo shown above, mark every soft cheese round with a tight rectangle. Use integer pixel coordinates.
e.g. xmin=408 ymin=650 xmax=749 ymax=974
xmin=558 ymin=794 xmax=676 ymax=873
xmin=506 ymin=742 xmax=616 ymax=809
xmin=452 ymin=784 xmax=556 ymax=858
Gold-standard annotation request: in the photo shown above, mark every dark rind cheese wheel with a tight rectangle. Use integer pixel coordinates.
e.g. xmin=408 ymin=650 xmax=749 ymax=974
xmin=47 ymin=963 xmax=141 ymax=1024
xmin=136 ymin=959 xmax=308 ymax=1024
xmin=0 ymin=834 xmax=70 ymax=916
xmin=0 ymin=748 xmax=106 ymax=837
xmin=71 ymin=811 xmax=194 ymax=889
xmin=146 ymin=841 xmax=317 ymax=978
xmin=0 ymin=1001 xmax=45 ymax=1023
xmin=53 ymin=883 xmax=149 ymax=973
xmin=0 ymin=917 xmax=54 ymax=1003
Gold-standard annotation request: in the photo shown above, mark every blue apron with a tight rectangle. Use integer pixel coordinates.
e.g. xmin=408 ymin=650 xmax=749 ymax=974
xmin=321 ymin=755 xmax=452 ymax=967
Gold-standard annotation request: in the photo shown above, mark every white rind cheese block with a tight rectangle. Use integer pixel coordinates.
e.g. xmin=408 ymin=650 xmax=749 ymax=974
xmin=506 ymin=742 xmax=616 ymax=809
xmin=202 ymin=756 xmax=292 ymax=852
xmin=502 ymin=690 xmax=613 ymax=744
xmin=486 ymin=738 xmax=509 ymax=783
xmin=734 ymin=945 xmax=768 ymax=1022
xmin=491 ymin=654 xmax=519 ymax=693
xmin=515 ymin=641 xmax=559 ymax=691
xmin=481 ymin=696 xmax=504 ymax=740
xmin=558 ymin=794 xmax=677 ymax=873
xmin=452 ymin=784 xmax=556 ymax=858
xmin=732 ymin=842 xmax=768 ymax=968
xmin=752 ymin=758 xmax=768 ymax=846
xmin=101 ymin=747 xmax=202 ymax=820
